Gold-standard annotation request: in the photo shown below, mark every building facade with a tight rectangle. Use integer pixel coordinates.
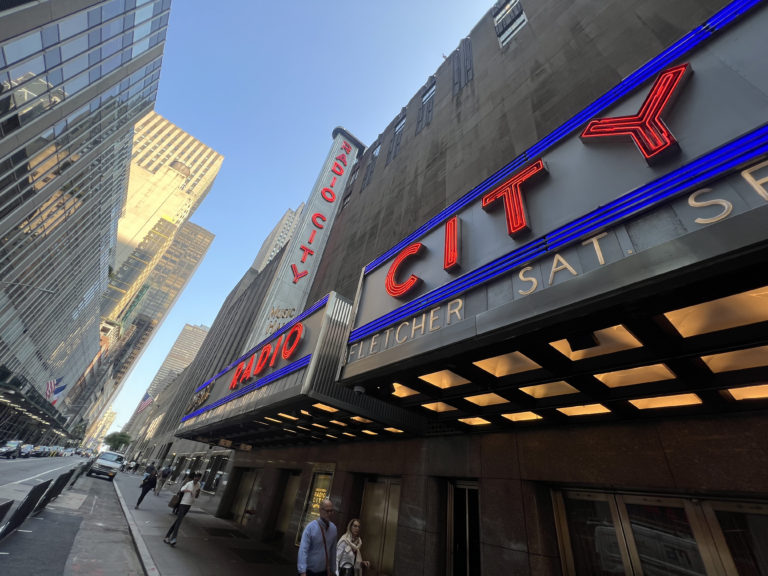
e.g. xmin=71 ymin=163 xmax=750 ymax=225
xmin=252 ymin=203 xmax=304 ymax=273
xmin=174 ymin=1 xmax=768 ymax=575
xmin=64 ymin=117 xmax=218 ymax=429
xmin=0 ymin=0 xmax=171 ymax=443
xmin=121 ymin=322 xmax=208 ymax=440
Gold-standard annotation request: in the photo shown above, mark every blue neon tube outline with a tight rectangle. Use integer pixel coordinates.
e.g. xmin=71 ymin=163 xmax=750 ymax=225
xmin=193 ymin=294 xmax=329 ymax=394
xmin=349 ymin=125 xmax=768 ymax=343
xmin=182 ymin=354 xmax=312 ymax=423
xmin=363 ymin=0 xmax=764 ymax=275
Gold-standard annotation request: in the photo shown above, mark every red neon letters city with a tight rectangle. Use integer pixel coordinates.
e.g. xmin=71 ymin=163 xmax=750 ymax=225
xmin=291 ymin=140 xmax=353 ymax=284
xmin=580 ymin=63 xmax=691 ymax=164
xmin=229 ymin=322 xmax=304 ymax=390
xmin=384 ymin=158 xmax=546 ymax=299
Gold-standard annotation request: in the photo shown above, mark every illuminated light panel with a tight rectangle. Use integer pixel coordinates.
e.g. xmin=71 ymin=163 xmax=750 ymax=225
xmin=464 ymin=393 xmax=508 ymax=406
xmin=254 ymin=420 xmax=269 ymax=426
xmin=519 ymin=381 xmax=578 ymax=398
xmin=702 ymin=345 xmax=768 ymax=373
xmin=362 ymin=429 xmax=378 ymax=436
xmin=444 ymin=215 xmax=460 ymax=271
xmin=326 ymin=434 xmax=338 ymax=439
xmin=342 ymin=432 xmax=356 ymax=438
xmin=312 ymin=423 xmax=328 ymax=430
xmin=728 ymin=385 xmax=768 ymax=400
xmin=594 ymin=364 xmax=675 ymax=388
xmin=385 ymin=242 xmax=424 ymax=298
xmin=278 ymin=412 xmax=298 ymax=421
xmin=421 ymin=402 xmax=457 ymax=412
xmin=581 ymin=63 xmax=691 ymax=164
xmin=664 ymin=287 xmax=768 ymax=337
xmin=296 ymin=425 xmax=311 ymax=431
xmin=329 ymin=420 xmax=347 ymax=427
xmin=392 ymin=382 xmax=419 ymax=398
xmin=418 ymin=370 xmax=470 ymax=389
xmin=502 ymin=412 xmax=542 ymax=422
xmin=550 ymin=325 xmax=642 ymax=360
xmin=458 ymin=417 xmax=491 ymax=426
xmin=473 ymin=351 xmax=541 ymax=377
xmin=350 ymin=416 xmax=373 ymax=423
xmin=384 ymin=427 xmax=404 ymax=433
xmin=630 ymin=393 xmax=702 ymax=409
xmin=301 ymin=410 xmax=311 ymax=416
xmin=264 ymin=416 xmax=282 ymax=424
xmin=313 ymin=403 xmax=338 ymax=413
xmin=557 ymin=404 xmax=610 ymax=416
xmin=284 ymin=428 xmax=297 ymax=434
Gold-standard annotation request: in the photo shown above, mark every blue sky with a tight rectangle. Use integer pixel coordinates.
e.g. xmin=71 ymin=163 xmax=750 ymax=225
xmin=110 ymin=1 xmax=492 ymax=430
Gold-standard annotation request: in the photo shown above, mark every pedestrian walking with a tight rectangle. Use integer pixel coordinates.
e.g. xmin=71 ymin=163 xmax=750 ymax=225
xmin=135 ymin=470 xmax=157 ymax=508
xmin=155 ymin=465 xmax=171 ymax=495
xmin=337 ymin=518 xmax=371 ymax=576
xmin=298 ymin=498 xmax=337 ymax=576
xmin=143 ymin=461 xmax=157 ymax=479
xmin=163 ymin=472 xmax=201 ymax=547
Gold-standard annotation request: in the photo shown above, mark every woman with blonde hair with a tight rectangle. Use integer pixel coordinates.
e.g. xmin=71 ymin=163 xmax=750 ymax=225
xmin=336 ymin=518 xmax=371 ymax=576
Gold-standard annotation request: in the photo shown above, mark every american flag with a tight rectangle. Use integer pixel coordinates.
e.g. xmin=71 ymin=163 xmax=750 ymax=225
xmin=137 ymin=392 xmax=154 ymax=414
xmin=51 ymin=381 xmax=68 ymax=405
xmin=45 ymin=378 xmax=61 ymax=400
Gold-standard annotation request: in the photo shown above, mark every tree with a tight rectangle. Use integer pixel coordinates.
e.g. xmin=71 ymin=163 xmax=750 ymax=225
xmin=103 ymin=432 xmax=131 ymax=452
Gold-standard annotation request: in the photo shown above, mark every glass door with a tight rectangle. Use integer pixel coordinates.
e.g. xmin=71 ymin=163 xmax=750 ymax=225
xmin=554 ymin=490 xmax=768 ymax=575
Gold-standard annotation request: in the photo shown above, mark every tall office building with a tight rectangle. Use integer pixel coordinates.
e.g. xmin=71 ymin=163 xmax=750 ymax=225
xmin=251 ymin=203 xmax=304 ymax=273
xmin=83 ymin=406 xmax=116 ymax=450
xmin=65 ymin=219 xmax=214 ymax=429
xmin=101 ymin=110 xmax=223 ymax=323
xmin=0 ymin=0 xmax=171 ymax=443
xmin=121 ymin=322 xmax=208 ymax=439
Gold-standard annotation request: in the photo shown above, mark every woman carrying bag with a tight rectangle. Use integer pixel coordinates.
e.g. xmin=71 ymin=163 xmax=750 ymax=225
xmin=163 ymin=472 xmax=201 ymax=547
xmin=336 ymin=518 xmax=371 ymax=576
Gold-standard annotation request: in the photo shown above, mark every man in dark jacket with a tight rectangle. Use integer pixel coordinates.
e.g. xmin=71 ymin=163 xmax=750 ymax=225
xmin=135 ymin=470 xmax=157 ymax=509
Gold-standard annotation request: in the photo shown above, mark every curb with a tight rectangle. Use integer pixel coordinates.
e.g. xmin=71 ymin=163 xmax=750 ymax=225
xmin=113 ymin=478 xmax=160 ymax=576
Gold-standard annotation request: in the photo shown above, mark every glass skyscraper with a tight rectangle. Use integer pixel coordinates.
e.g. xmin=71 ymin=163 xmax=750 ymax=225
xmin=0 ymin=0 xmax=171 ymax=443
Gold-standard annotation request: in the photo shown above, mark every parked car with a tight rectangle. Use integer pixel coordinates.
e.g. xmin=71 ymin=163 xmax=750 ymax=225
xmin=19 ymin=444 xmax=34 ymax=457
xmin=31 ymin=445 xmax=49 ymax=457
xmin=86 ymin=451 xmax=124 ymax=481
xmin=0 ymin=440 xmax=23 ymax=459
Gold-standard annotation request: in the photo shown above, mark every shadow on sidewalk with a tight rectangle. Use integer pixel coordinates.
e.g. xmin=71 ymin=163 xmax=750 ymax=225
xmin=114 ymin=473 xmax=296 ymax=576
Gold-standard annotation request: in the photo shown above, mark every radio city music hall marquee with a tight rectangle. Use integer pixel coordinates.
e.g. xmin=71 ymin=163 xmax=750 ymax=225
xmin=344 ymin=14 xmax=768 ymax=372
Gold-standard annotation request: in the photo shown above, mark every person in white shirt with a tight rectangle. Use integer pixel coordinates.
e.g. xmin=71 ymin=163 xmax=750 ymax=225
xmin=163 ymin=472 xmax=201 ymax=546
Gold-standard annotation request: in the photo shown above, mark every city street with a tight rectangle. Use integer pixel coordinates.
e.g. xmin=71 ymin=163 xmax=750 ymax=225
xmin=0 ymin=461 xmax=143 ymax=575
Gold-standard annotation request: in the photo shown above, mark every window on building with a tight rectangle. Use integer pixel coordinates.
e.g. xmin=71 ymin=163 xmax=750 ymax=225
xmin=553 ymin=489 xmax=768 ymax=575
xmin=360 ymin=143 xmax=380 ymax=191
xmin=493 ymin=0 xmax=527 ymax=47
xmin=386 ymin=115 xmax=406 ymax=165
xmin=452 ymin=38 xmax=473 ymax=96
xmin=416 ymin=82 xmax=436 ymax=135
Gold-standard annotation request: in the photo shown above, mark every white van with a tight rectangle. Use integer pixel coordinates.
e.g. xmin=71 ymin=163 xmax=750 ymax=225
xmin=87 ymin=450 xmax=124 ymax=481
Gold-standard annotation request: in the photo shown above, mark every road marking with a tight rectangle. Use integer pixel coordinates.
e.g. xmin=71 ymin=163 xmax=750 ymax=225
xmin=90 ymin=495 xmax=97 ymax=514
xmin=0 ymin=464 xmax=71 ymax=489
xmin=16 ymin=529 xmax=32 ymax=533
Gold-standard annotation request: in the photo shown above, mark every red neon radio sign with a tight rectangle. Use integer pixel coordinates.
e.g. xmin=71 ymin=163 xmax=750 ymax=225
xmin=384 ymin=63 xmax=691 ymax=299
xmin=229 ymin=322 xmax=304 ymax=390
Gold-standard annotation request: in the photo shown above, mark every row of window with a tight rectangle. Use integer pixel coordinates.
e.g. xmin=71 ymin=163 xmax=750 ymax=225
xmin=347 ymin=2 xmax=527 ymax=200
xmin=0 ymin=1 xmax=169 ymax=139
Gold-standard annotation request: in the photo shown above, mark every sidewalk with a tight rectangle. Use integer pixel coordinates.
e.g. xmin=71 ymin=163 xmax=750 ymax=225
xmin=113 ymin=472 xmax=296 ymax=576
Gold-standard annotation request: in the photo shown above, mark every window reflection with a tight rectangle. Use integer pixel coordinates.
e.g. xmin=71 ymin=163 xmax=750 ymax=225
xmin=715 ymin=510 xmax=768 ymax=575
xmin=58 ymin=12 xmax=88 ymax=41
xmin=3 ymin=32 xmax=43 ymax=65
xmin=564 ymin=497 xmax=625 ymax=575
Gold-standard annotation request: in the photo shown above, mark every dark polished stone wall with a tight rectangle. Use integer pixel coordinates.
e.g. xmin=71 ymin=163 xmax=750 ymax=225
xmin=232 ymin=412 xmax=768 ymax=575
